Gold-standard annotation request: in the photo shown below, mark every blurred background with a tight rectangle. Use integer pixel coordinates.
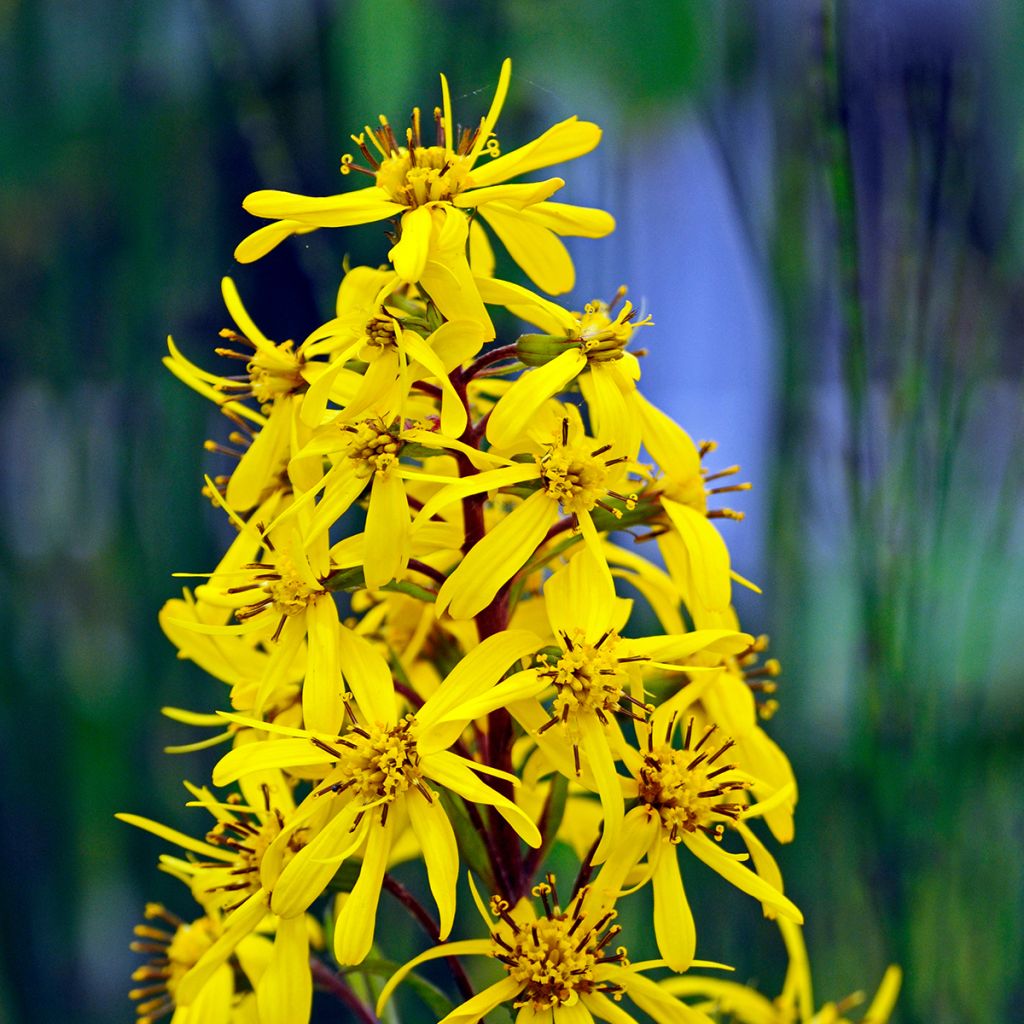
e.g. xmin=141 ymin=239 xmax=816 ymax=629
xmin=1 ymin=1 xmax=1022 ymax=1021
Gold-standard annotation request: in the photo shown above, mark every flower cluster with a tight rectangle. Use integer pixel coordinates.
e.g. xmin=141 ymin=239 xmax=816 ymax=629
xmin=123 ymin=59 xmax=900 ymax=1024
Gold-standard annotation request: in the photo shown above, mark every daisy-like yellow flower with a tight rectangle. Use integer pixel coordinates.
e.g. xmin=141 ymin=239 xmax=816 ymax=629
xmin=635 ymin=392 xmax=754 ymax=628
xmin=166 ymin=497 xmax=344 ymax=734
xmin=592 ymin=698 xmax=802 ymax=972
xmin=280 ymin=414 xmax=506 ymax=588
xmin=506 ymin=549 xmax=753 ymax=862
xmin=663 ymin=918 xmax=902 ymax=1024
xmin=377 ymin=871 xmax=727 ymax=1024
xmin=118 ymin=774 xmax=316 ymax=1024
xmin=417 ymin=409 xmax=641 ymax=620
xmin=235 ymin=59 xmax=613 ymax=326
xmin=128 ymin=903 xmax=269 ymax=1024
xmin=164 ymin=277 xmax=308 ymax=513
xmin=478 ymin=277 xmax=652 ymax=454
xmin=210 ymin=627 xmax=545 ymax=966
xmin=298 ymin=267 xmax=487 ymax=438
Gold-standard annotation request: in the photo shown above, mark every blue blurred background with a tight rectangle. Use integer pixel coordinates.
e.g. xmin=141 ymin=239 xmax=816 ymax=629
xmin=1 ymin=1 xmax=1022 ymax=1022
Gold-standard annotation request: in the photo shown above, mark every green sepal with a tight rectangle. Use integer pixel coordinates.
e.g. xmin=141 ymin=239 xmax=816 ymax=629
xmin=323 ymin=565 xmax=437 ymax=603
xmin=516 ymin=333 xmax=576 ymax=367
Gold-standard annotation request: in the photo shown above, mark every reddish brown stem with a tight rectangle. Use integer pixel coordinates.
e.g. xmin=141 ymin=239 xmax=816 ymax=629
xmin=309 ymin=957 xmax=376 ymax=1024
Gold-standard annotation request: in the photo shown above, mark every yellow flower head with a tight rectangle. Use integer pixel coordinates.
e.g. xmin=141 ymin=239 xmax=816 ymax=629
xmin=235 ymin=59 xmax=614 ymax=325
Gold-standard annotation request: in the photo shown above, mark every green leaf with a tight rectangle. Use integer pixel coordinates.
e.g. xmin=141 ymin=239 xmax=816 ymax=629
xmin=347 ymin=958 xmax=455 ymax=1019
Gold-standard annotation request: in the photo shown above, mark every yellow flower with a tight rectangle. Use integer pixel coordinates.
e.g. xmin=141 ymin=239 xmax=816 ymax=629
xmin=418 ymin=409 xmax=641 ymax=620
xmin=592 ymin=698 xmax=802 ymax=972
xmin=128 ymin=903 xmax=269 ymax=1024
xmin=298 ymin=266 xmax=487 ymax=437
xmin=377 ymin=872 xmax=728 ymax=1024
xmin=635 ymin=393 xmax=755 ymax=628
xmin=478 ymin=277 xmax=652 ymax=454
xmin=235 ymin=59 xmax=613 ymax=326
xmin=165 ymin=500 xmax=344 ymax=734
xmin=164 ymin=277 xmax=308 ymax=512
xmin=662 ymin=918 xmax=902 ymax=1024
xmin=210 ymin=627 xmax=545 ymax=965
xmin=505 ymin=548 xmax=752 ymax=862
xmin=117 ymin=775 xmax=315 ymax=1024
xmin=278 ymin=415 xmax=506 ymax=588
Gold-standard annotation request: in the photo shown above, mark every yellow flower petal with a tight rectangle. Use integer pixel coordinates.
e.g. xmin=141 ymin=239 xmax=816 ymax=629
xmin=188 ymin=962 xmax=235 ymax=1024
xmin=864 ymin=965 xmax=902 ymax=1023
xmin=211 ymin=738 xmax=330 ymax=787
xmin=438 ymin=490 xmax=558 ymax=620
xmin=269 ymin=804 xmax=365 ymax=918
xmin=337 ymin=624 xmax=397 ymax=726
xmin=453 ymin=177 xmax=564 ymax=211
xmin=413 ymin=462 xmax=539 ymax=527
xmin=303 ymin=596 xmax=343 ymax=735
xmin=613 ymin=970 xmax=711 ymax=1024
xmin=478 ymin=202 xmax=575 ymax=294
xmin=486 ymin=348 xmax=586 ymax=449
xmin=255 ymin=915 xmax=311 ymax=1024
xmin=467 ymin=57 xmax=512 ymax=166
xmin=423 ymin=749 xmax=541 ymax=847
xmin=389 ymin=204 xmax=434 ymax=282
xmin=333 ymin=815 xmax=394 ymax=964
xmin=681 ymin=831 xmax=803 ymax=923
xmin=469 ymin=116 xmax=602 ymax=188
xmin=442 ymin=977 xmax=523 ymax=1024
xmin=375 ymin=939 xmax=496 ymax=1017
xmin=234 ymin=220 xmax=317 ymax=263
xmin=115 ymin=813 xmax=227 ymax=862
xmin=543 ymin=547 xmax=622 ymax=642
xmin=652 ymin=843 xmax=696 ymax=971
xmin=418 ymin=629 xmax=543 ymax=736
xmin=661 ymin=498 xmax=732 ymax=614
xmin=474 ymin=276 xmax=579 ymax=335
xmin=469 ymin=218 xmax=496 ymax=277
xmin=242 ymin=186 xmax=402 ymax=227
xmin=407 ymin=792 xmax=459 ymax=939
xmin=520 ymin=201 xmax=615 ymax=238
xmin=175 ymin=892 xmax=268 ymax=1006
xmin=364 ymin=470 xmax=409 ymax=589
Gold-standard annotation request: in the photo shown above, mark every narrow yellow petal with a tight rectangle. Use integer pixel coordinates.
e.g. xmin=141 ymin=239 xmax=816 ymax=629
xmin=652 ymin=843 xmax=696 ymax=971
xmin=175 ymin=892 xmax=267 ymax=1006
xmin=115 ymin=813 xmax=227 ymax=862
xmin=242 ymin=186 xmax=402 ymax=226
xmin=517 ymin=201 xmax=615 ymax=238
xmin=333 ymin=816 xmax=393 ymax=964
xmin=468 ymin=117 xmax=602 ymax=188
xmin=375 ymin=939 xmax=495 ymax=1017
xmin=389 ymin=205 xmax=434 ymax=282
xmin=467 ymin=57 xmax=512 ymax=165
xmin=234 ymin=220 xmax=317 ymax=263
xmin=443 ymin=977 xmax=523 ymax=1024
xmin=407 ymin=792 xmax=459 ymax=939
xmin=486 ymin=349 xmax=586 ymax=449
xmin=474 ymin=276 xmax=579 ymax=335
xmin=864 ymin=965 xmax=902 ymax=1023
xmin=543 ymin=547 xmax=620 ymax=643
xmin=418 ymin=629 xmax=543 ymax=733
xmin=188 ymin=962 xmax=235 ymax=1024
xmin=269 ymin=804 xmax=365 ymax=918
xmin=453 ymin=177 xmax=563 ymax=211
xmin=337 ymin=624 xmax=396 ymax=726
xmin=682 ymin=832 xmax=803 ymax=922
xmin=661 ymin=499 xmax=732 ymax=613
xmin=256 ymin=915 xmax=311 ymax=1024
xmin=413 ymin=462 xmax=539 ymax=527
xmin=363 ymin=470 xmax=409 ymax=589
xmin=438 ymin=491 xmax=558 ymax=620
xmin=212 ymin=738 xmax=330 ymax=787
xmin=477 ymin=203 xmax=575 ymax=294
xmin=303 ymin=596 xmax=343 ymax=735
xmin=423 ymin=750 xmax=540 ymax=847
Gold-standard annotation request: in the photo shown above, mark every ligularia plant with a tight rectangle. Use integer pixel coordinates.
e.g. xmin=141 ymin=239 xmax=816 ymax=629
xmin=123 ymin=60 xmax=901 ymax=1024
